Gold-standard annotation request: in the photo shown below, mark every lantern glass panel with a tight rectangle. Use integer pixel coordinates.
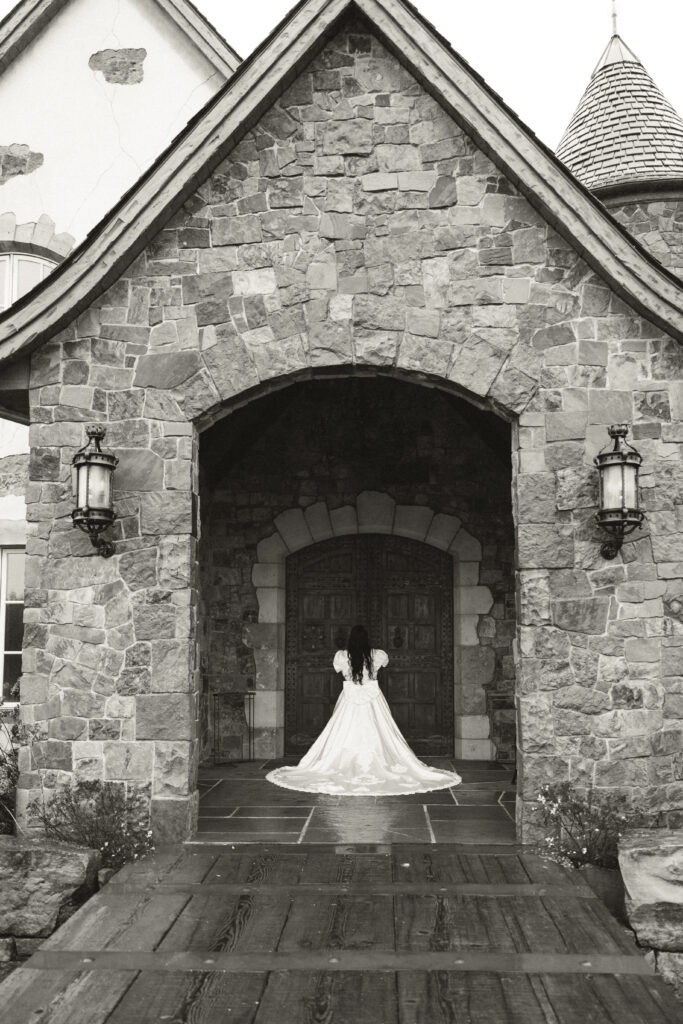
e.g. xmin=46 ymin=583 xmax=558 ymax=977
xmin=623 ymin=464 xmax=638 ymax=509
xmin=76 ymin=464 xmax=89 ymax=509
xmin=601 ymin=463 xmax=623 ymax=509
xmin=87 ymin=463 xmax=111 ymax=509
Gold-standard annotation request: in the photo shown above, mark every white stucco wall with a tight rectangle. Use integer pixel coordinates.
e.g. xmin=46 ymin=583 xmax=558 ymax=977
xmin=0 ymin=421 xmax=28 ymax=458
xmin=0 ymin=419 xmax=27 ymax=545
xmin=0 ymin=0 xmax=225 ymax=244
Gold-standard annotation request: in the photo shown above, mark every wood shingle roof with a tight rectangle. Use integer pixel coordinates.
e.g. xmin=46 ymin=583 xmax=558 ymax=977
xmin=556 ymin=34 xmax=683 ymax=193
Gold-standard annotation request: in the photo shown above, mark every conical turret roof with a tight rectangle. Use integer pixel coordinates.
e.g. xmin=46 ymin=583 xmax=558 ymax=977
xmin=556 ymin=33 xmax=683 ymax=193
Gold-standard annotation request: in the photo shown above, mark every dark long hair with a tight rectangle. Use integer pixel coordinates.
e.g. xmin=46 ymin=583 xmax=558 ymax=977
xmin=347 ymin=624 xmax=372 ymax=684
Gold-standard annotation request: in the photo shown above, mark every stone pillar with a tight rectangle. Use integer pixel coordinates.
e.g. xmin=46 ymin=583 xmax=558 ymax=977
xmin=17 ymin=355 xmax=201 ymax=842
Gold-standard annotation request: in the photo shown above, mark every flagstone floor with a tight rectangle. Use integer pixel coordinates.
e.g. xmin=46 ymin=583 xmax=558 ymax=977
xmin=196 ymin=758 xmax=517 ymax=845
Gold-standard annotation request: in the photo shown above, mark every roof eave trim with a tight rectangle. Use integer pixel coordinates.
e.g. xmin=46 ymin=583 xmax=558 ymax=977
xmin=0 ymin=0 xmax=68 ymax=72
xmin=593 ymin=178 xmax=683 ymax=203
xmin=0 ymin=0 xmax=241 ymax=77
xmin=1 ymin=0 xmax=683 ymax=367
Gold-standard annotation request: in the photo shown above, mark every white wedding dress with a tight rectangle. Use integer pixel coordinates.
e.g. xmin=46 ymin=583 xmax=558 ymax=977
xmin=266 ymin=650 xmax=461 ymax=796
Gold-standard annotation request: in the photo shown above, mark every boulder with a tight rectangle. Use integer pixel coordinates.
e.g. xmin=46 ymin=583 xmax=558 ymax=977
xmin=619 ymin=828 xmax=683 ymax=969
xmin=619 ymin=829 xmax=683 ymax=908
xmin=0 ymin=837 xmax=100 ymax=937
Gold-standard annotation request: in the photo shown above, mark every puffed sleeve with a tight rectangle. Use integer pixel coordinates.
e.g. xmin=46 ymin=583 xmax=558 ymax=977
xmin=374 ymin=649 xmax=389 ymax=669
xmin=333 ymin=650 xmax=347 ymax=673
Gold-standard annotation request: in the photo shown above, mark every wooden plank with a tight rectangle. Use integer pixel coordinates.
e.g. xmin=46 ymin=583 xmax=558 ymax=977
xmin=398 ymin=972 xmax=529 ymax=1024
xmin=616 ymin=974 xmax=683 ymax=1024
xmin=107 ymin=845 xmax=187 ymax=888
xmin=392 ymin=850 xmax=470 ymax=885
xmin=474 ymin=893 xmax=522 ymax=953
xmin=459 ymin=854 xmax=491 ymax=884
xmin=497 ymin=855 xmax=533 ymax=885
xmin=498 ymin=974 xmax=557 ymax=1024
xmin=539 ymin=973 xmax=617 ymax=1024
xmin=26 ymin=948 xmax=658 ymax=975
xmin=156 ymin=848 xmax=221 ymax=885
xmin=108 ymin=881 xmax=587 ymax=898
xmin=278 ymin=893 xmax=395 ymax=952
xmin=159 ymin=892 xmax=294 ymax=953
xmin=298 ymin=851 xmax=392 ymax=885
xmin=540 ymin=893 xmax=634 ymax=955
xmin=589 ymin=975 xmax=678 ymax=1024
xmin=42 ymin=892 xmax=191 ymax=953
xmin=395 ymin=895 xmax=493 ymax=953
xmin=527 ymin=976 xmax=562 ymax=1024
xmin=41 ymin=894 xmax=146 ymax=951
xmin=107 ymin=971 xmax=266 ymax=1024
xmin=0 ymin=969 xmax=137 ymax=1024
xmin=254 ymin=970 xmax=398 ymax=1024
xmin=0 ymin=968 xmax=84 ymax=1024
xmin=203 ymin=851 xmax=307 ymax=885
xmin=501 ymin=896 xmax=568 ymax=954
xmin=579 ymin=897 xmax=642 ymax=955
xmin=480 ymin=854 xmax=509 ymax=884
xmin=519 ymin=855 xmax=591 ymax=892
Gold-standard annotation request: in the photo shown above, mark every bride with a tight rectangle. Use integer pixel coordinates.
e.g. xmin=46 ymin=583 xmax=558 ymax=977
xmin=266 ymin=625 xmax=461 ymax=796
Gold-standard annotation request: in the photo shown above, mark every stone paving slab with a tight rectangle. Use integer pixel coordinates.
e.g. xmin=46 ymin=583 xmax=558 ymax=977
xmin=196 ymin=759 xmax=517 ymax=845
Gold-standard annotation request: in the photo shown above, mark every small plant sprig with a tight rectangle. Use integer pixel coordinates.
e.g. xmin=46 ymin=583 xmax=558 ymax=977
xmin=29 ymin=780 xmax=154 ymax=870
xmin=536 ymin=781 xmax=639 ymax=869
xmin=0 ymin=714 xmax=19 ymax=834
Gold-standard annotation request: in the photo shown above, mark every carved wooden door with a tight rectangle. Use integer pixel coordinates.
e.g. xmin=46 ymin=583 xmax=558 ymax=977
xmin=286 ymin=535 xmax=453 ymax=755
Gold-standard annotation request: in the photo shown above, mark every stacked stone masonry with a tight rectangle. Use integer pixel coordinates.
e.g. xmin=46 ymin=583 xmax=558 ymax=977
xmin=608 ymin=197 xmax=683 ymax=282
xmin=17 ymin=18 xmax=683 ymax=841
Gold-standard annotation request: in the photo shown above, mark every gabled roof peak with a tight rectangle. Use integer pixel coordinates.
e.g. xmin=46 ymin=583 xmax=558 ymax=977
xmin=0 ymin=0 xmax=241 ymax=77
xmin=592 ymin=32 xmax=640 ymax=76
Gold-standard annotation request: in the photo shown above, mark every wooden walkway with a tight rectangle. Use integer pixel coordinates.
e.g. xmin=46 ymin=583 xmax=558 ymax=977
xmin=1 ymin=843 xmax=681 ymax=1024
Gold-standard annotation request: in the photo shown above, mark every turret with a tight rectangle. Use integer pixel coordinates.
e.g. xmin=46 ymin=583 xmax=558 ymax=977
xmin=556 ymin=7 xmax=683 ymax=275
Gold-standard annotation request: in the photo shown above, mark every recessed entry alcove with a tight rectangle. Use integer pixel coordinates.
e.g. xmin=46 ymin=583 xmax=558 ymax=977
xmin=197 ymin=374 xmax=516 ymax=767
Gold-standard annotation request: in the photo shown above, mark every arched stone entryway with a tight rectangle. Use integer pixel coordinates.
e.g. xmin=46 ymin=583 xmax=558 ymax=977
xmin=241 ymin=491 xmax=495 ymax=760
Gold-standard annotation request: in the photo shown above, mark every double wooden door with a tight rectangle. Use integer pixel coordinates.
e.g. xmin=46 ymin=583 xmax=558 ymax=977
xmin=285 ymin=535 xmax=453 ymax=755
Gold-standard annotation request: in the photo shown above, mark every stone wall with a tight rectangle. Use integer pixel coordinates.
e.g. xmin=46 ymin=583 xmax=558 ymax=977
xmin=607 ymin=196 xmax=683 ymax=281
xmin=199 ymin=376 xmax=515 ymax=761
xmin=16 ymin=16 xmax=683 ymax=841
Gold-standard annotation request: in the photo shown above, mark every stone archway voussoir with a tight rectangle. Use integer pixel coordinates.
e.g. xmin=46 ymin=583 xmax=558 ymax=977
xmin=449 ymin=528 xmax=483 ymax=561
xmin=394 ymin=505 xmax=434 ymax=542
xmin=304 ymin=501 xmax=334 ymax=542
xmin=273 ymin=508 xmax=314 ymax=552
xmin=330 ymin=505 xmax=358 ymax=535
xmin=357 ymin=490 xmax=396 ymax=534
xmin=426 ymin=513 xmax=462 ymax=551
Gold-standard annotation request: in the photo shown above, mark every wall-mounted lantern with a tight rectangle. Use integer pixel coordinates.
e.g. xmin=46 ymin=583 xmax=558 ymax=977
xmin=71 ymin=425 xmax=118 ymax=558
xmin=594 ymin=424 xmax=645 ymax=559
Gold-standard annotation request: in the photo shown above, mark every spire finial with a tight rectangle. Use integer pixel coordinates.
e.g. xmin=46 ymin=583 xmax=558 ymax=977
xmin=612 ymin=0 xmax=618 ymax=36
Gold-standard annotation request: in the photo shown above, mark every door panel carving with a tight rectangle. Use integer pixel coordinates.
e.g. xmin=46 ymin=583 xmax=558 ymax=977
xmin=286 ymin=535 xmax=453 ymax=754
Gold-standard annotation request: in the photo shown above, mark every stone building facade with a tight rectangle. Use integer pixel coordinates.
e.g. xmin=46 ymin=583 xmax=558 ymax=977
xmin=3 ymin=0 xmax=683 ymax=842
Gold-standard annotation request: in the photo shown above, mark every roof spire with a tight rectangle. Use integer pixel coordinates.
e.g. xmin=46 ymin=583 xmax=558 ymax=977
xmin=592 ymin=7 xmax=640 ymax=76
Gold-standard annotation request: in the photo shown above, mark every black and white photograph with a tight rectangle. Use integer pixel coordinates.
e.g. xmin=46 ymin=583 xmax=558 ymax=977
xmin=0 ymin=0 xmax=682 ymax=1020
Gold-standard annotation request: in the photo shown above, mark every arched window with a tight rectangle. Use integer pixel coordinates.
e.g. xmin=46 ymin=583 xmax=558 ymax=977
xmin=0 ymin=252 xmax=56 ymax=312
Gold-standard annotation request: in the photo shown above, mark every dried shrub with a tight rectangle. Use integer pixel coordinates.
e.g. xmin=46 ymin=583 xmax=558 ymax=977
xmin=536 ymin=781 xmax=645 ymax=869
xmin=29 ymin=781 xmax=154 ymax=869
